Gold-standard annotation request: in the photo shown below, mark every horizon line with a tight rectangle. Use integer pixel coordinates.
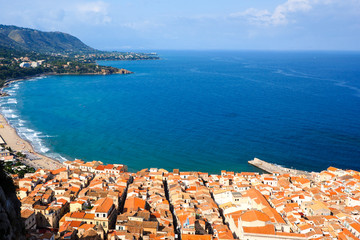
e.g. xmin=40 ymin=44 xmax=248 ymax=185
xmin=99 ymin=48 xmax=360 ymax=53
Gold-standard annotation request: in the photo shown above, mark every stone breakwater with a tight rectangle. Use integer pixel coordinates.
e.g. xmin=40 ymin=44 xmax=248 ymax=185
xmin=248 ymin=157 xmax=315 ymax=178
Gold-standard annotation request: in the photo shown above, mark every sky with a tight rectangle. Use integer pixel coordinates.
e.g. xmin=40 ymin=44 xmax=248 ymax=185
xmin=1 ymin=0 xmax=360 ymax=51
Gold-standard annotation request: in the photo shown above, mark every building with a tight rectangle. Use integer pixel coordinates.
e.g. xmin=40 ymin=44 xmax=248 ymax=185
xmin=21 ymin=209 xmax=36 ymax=230
xmin=19 ymin=62 xmax=31 ymax=68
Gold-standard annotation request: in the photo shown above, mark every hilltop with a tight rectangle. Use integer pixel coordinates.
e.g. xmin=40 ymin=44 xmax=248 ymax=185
xmin=0 ymin=25 xmax=95 ymax=54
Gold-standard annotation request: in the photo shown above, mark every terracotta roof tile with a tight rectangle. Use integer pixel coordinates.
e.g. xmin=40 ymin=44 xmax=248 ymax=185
xmin=124 ymin=197 xmax=146 ymax=212
xmin=240 ymin=210 xmax=271 ymax=223
xmin=70 ymin=212 xmax=86 ymax=219
xmin=94 ymin=197 xmax=113 ymax=213
xmin=242 ymin=224 xmax=275 ymax=235
xmin=21 ymin=209 xmax=34 ymax=219
xmin=182 ymin=234 xmax=212 ymax=240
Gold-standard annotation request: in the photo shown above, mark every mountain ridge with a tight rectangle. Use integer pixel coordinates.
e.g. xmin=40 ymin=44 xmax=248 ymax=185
xmin=0 ymin=24 xmax=96 ymax=53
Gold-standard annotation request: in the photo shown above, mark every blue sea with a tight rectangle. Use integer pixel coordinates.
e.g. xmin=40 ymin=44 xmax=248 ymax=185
xmin=1 ymin=51 xmax=360 ymax=173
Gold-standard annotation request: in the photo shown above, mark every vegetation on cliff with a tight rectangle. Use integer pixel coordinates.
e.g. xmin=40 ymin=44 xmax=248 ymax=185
xmin=0 ymin=162 xmax=26 ymax=240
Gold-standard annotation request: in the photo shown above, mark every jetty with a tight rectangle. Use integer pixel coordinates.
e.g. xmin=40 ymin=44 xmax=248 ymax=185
xmin=248 ymin=157 xmax=314 ymax=178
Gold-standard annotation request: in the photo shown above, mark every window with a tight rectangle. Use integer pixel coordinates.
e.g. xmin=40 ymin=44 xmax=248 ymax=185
xmin=103 ymin=213 xmax=106 ymax=218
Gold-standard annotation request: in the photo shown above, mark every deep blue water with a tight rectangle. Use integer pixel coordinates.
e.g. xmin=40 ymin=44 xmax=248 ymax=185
xmin=1 ymin=51 xmax=360 ymax=173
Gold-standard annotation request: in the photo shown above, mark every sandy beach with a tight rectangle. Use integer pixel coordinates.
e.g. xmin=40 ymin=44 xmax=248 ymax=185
xmin=0 ymin=113 xmax=64 ymax=170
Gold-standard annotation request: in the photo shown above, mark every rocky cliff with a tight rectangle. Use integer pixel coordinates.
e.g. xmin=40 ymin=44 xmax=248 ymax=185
xmin=0 ymin=163 xmax=25 ymax=240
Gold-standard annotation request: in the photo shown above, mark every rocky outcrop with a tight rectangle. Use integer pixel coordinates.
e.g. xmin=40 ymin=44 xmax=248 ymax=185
xmin=117 ymin=68 xmax=133 ymax=74
xmin=0 ymin=164 xmax=25 ymax=240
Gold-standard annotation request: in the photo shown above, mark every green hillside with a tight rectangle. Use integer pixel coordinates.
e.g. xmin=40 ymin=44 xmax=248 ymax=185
xmin=0 ymin=25 xmax=96 ymax=53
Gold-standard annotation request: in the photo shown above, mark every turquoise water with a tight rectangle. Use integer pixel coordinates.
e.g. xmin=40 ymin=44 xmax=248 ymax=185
xmin=1 ymin=51 xmax=360 ymax=173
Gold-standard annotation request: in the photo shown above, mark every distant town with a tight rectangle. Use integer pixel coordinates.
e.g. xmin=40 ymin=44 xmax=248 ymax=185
xmin=0 ymin=47 xmax=159 ymax=88
xmin=2 ymin=140 xmax=360 ymax=240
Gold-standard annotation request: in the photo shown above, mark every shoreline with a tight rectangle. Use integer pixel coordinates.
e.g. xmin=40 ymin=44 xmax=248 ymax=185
xmin=2 ymin=70 xmax=132 ymax=88
xmin=0 ymin=78 xmax=64 ymax=170
xmin=2 ymin=73 xmax=51 ymax=89
xmin=0 ymin=69 xmax=132 ymax=171
xmin=0 ymin=113 xmax=64 ymax=170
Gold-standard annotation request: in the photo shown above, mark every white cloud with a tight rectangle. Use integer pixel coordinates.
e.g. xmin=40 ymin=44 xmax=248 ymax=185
xmin=230 ymin=0 xmax=329 ymax=26
xmin=75 ymin=1 xmax=111 ymax=24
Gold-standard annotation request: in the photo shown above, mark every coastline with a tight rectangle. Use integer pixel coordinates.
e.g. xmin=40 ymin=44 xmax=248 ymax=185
xmin=0 ymin=69 xmax=132 ymax=170
xmin=2 ymin=69 xmax=132 ymax=88
xmin=0 ymin=113 xmax=64 ymax=170
xmin=0 ymin=77 xmax=64 ymax=170
xmin=2 ymin=73 xmax=51 ymax=89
